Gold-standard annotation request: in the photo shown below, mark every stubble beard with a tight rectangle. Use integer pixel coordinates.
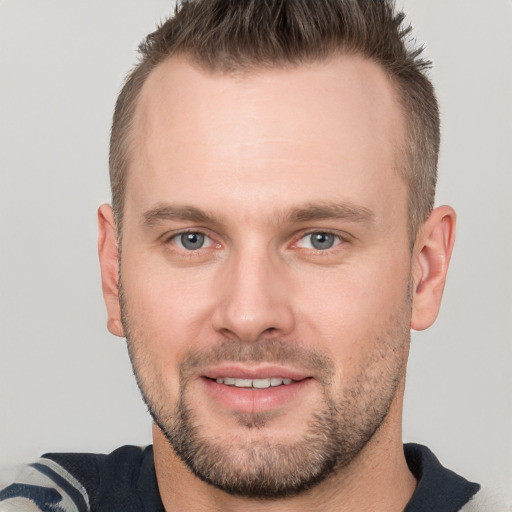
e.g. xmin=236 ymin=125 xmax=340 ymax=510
xmin=163 ymin=382 xmax=347 ymax=498
xmin=120 ymin=284 xmax=411 ymax=499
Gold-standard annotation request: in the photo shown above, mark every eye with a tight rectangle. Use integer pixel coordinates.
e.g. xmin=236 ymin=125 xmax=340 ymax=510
xmin=172 ymin=232 xmax=214 ymax=251
xmin=296 ymin=232 xmax=342 ymax=250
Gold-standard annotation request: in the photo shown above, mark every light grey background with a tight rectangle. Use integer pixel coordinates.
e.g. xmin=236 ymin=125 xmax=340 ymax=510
xmin=1 ymin=0 xmax=511 ymax=490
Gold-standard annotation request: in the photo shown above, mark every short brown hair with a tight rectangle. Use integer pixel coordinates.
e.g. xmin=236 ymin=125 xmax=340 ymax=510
xmin=110 ymin=0 xmax=439 ymax=240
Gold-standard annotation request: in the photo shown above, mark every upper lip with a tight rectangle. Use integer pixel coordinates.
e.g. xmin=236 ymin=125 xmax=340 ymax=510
xmin=201 ymin=364 xmax=311 ymax=381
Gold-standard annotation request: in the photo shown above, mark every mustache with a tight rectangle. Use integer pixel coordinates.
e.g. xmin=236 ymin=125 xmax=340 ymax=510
xmin=179 ymin=338 xmax=334 ymax=385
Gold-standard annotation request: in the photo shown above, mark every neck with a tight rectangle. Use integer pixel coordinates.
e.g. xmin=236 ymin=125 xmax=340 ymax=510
xmin=153 ymin=383 xmax=416 ymax=512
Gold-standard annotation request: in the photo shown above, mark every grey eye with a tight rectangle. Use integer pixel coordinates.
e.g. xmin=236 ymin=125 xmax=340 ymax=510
xmin=179 ymin=232 xmax=206 ymax=250
xmin=309 ymin=233 xmax=336 ymax=250
xmin=296 ymin=232 xmax=341 ymax=250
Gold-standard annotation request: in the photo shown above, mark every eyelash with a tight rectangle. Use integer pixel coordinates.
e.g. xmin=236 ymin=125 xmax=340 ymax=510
xmin=165 ymin=229 xmax=218 ymax=250
xmin=163 ymin=229 xmax=347 ymax=254
xmin=291 ymin=230 xmax=346 ymax=252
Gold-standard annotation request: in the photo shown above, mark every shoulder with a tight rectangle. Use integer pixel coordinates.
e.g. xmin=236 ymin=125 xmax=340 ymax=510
xmin=460 ymin=485 xmax=512 ymax=512
xmin=0 ymin=445 xmax=153 ymax=512
xmin=0 ymin=457 xmax=90 ymax=511
xmin=404 ymin=443 xmax=512 ymax=512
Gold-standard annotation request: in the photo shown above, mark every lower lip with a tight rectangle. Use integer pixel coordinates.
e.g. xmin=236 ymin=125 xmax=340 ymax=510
xmin=200 ymin=377 xmax=312 ymax=413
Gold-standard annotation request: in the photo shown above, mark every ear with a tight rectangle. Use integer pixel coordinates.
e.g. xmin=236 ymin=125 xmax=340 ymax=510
xmin=98 ymin=204 xmax=125 ymax=337
xmin=411 ymin=205 xmax=456 ymax=331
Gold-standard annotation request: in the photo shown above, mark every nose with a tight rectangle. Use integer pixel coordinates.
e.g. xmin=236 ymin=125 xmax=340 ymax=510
xmin=211 ymin=247 xmax=295 ymax=342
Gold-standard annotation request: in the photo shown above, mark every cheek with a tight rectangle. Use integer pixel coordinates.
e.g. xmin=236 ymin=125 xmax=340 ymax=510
xmin=122 ymin=247 xmax=212 ymax=326
xmin=120 ymin=255 xmax=217 ymax=395
xmin=295 ymin=256 xmax=411 ymax=371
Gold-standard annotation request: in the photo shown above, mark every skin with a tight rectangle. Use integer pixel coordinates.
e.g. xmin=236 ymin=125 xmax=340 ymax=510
xmin=98 ymin=54 xmax=455 ymax=511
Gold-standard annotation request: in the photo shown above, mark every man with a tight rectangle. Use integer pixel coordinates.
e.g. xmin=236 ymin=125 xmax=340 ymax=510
xmin=0 ymin=1 xmax=509 ymax=511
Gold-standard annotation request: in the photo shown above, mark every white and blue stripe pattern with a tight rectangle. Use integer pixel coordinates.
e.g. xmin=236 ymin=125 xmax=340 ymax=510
xmin=0 ymin=458 xmax=90 ymax=512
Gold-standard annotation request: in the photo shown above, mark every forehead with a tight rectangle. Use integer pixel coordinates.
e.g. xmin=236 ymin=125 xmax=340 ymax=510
xmin=126 ymin=54 xmax=406 ymax=228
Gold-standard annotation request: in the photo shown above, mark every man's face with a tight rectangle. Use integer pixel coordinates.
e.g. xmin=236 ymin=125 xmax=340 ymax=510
xmin=118 ymin=55 xmax=412 ymax=496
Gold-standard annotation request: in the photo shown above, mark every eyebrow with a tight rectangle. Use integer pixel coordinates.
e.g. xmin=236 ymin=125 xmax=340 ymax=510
xmin=285 ymin=202 xmax=375 ymax=224
xmin=142 ymin=204 xmax=218 ymax=227
xmin=141 ymin=201 xmax=374 ymax=228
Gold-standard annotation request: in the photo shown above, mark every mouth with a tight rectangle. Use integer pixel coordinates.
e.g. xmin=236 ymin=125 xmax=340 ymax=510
xmin=199 ymin=365 xmax=314 ymax=413
xmin=213 ymin=377 xmax=294 ymax=388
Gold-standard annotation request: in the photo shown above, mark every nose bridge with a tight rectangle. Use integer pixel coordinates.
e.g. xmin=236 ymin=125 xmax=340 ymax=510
xmin=213 ymin=242 xmax=294 ymax=341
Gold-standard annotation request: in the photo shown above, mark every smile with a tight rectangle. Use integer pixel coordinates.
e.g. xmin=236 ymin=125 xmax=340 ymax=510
xmin=201 ymin=372 xmax=313 ymax=413
xmin=215 ymin=377 xmax=294 ymax=388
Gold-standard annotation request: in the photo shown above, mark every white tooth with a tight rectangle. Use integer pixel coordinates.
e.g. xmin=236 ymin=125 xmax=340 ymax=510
xmin=234 ymin=378 xmax=253 ymax=387
xmin=252 ymin=378 xmax=271 ymax=389
xmin=220 ymin=377 xmax=293 ymax=388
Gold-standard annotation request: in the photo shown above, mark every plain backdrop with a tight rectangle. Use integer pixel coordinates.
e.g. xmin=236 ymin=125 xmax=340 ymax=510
xmin=1 ymin=0 xmax=511 ymax=490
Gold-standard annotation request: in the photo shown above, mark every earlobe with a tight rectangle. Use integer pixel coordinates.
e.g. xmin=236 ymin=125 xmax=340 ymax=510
xmin=411 ymin=206 xmax=456 ymax=331
xmin=97 ymin=204 xmax=125 ymax=338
